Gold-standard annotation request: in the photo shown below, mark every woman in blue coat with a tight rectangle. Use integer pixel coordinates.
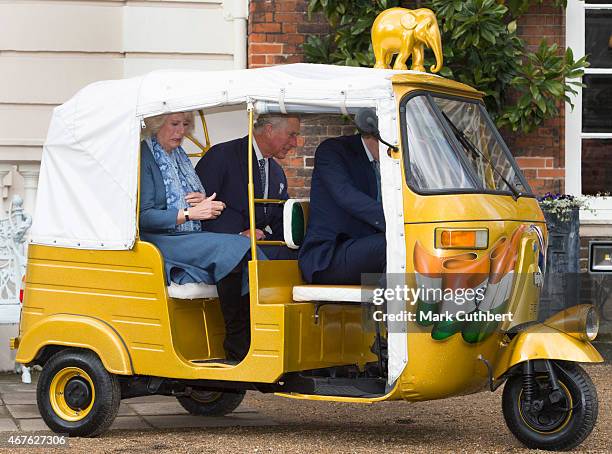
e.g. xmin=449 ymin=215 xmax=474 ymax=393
xmin=139 ymin=111 xmax=257 ymax=361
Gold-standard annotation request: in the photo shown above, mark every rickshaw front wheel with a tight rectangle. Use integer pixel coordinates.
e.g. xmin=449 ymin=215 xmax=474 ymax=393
xmin=177 ymin=389 xmax=245 ymax=416
xmin=37 ymin=349 xmax=121 ymax=437
xmin=502 ymin=361 xmax=598 ymax=451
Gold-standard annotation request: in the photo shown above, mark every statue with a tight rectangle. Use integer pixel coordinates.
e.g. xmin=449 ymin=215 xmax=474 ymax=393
xmin=372 ymin=8 xmax=443 ymax=72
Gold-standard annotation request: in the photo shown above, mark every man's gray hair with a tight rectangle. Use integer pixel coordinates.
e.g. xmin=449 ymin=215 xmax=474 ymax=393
xmin=253 ymin=114 xmax=299 ymax=133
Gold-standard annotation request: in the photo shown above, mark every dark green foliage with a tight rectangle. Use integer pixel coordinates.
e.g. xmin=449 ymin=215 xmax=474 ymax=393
xmin=304 ymin=0 xmax=401 ymax=66
xmin=304 ymin=0 xmax=587 ymax=133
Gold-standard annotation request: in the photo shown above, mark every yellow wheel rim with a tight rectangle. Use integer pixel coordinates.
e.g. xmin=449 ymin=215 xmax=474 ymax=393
xmin=518 ymin=380 xmax=573 ymax=435
xmin=49 ymin=367 xmax=95 ymax=422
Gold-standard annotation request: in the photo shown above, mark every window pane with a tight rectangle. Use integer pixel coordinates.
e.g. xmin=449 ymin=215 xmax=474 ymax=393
xmin=582 ymin=75 xmax=612 ymax=133
xmin=582 ymin=139 xmax=612 ymax=195
xmin=585 ymin=10 xmax=612 ymax=68
xmin=403 ymin=96 xmax=476 ymax=191
xmin=433 ymin=98 xmax=528 ymax=194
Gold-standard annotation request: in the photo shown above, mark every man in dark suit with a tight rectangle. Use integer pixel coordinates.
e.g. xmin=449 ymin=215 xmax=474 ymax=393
xmin=195 ymin=114 xmax=300 ymax=260
xmin=298 ymin=133 xmax=386 ymax=284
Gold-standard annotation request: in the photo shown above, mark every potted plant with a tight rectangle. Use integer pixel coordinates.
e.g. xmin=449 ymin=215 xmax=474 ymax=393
xmin=537 ymin=193 xmax=590 ymax=318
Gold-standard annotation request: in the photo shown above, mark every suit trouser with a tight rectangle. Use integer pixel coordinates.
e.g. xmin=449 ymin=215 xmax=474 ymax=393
xmin=216 ymin=271 xmax=250 ymax=361
xmin=312 ymin=232 xmax=386 ymax=285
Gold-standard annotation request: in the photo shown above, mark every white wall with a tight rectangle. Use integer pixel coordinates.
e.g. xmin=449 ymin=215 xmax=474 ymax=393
xmin=0 ymin=0 xmax=248 ymax=371
xmin=0 ymin=0 xmax=246 ymax=213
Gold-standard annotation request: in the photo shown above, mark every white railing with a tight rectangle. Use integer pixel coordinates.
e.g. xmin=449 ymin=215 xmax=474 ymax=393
xmin=0 ymin=195 xmax=31 ymax=324
xmin=0 ymin=194 xmax=32 ymax=383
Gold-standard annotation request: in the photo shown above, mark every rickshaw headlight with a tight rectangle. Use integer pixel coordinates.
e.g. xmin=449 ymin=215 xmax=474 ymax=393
xmin=436 ymin=228 xmax=488 ymax=249
xmin=585 ymin=307 xmax=599 ymax=341
xmin=544 ymin=304 xmax=599 ymax=342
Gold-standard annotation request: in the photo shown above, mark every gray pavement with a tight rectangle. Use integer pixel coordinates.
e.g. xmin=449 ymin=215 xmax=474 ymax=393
xmin=0 ymin=373 xmax=276 ymax=433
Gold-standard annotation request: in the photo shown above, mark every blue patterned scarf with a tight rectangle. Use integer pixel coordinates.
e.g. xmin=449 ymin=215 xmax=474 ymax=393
xmin=149 ymin=136 xmax=205 ymax=232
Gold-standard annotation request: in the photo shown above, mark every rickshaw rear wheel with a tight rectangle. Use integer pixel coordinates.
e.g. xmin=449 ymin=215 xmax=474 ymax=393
xmin=37 ymin=349 xmax=121 ymax=437
xmin=502 ymin=362 xmax=597 ymax=451
xmin=177 ymin=389 xmax=245 ymax=416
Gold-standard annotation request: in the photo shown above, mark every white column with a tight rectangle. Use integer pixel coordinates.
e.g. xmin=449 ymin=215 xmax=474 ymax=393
xmin=565 ymin=0 xmax=585 ymax=195
xmin=17 ymin=163 xmax=40 ymax=216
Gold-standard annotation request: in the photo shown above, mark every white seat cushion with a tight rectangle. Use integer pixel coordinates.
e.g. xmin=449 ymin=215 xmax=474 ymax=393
xmin=167 ymin=282 xmax=218 ymax=300
xmin=292 ymin=285 xmax=369 ymax=302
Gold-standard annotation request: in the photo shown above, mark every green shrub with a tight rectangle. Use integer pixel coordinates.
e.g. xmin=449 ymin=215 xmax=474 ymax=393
xmin=304 ymin=0 xmax=587 ymax=133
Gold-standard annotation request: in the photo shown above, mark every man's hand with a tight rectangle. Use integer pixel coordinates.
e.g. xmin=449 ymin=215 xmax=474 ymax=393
xmin=240 ymin=229 xmax=266 ymax=240
xmin=185 ymin=192 xmax=205 ymax=206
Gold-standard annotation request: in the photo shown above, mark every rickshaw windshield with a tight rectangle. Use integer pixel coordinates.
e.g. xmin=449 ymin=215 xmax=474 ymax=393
xmin=402 ymin=93 xmax=532 ymax=196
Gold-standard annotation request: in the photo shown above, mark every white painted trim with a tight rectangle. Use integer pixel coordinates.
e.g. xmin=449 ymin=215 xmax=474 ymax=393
xmin=566 ymin=1 xmax=612 ymax=221
xmin=581 ymin=200 xmax=612 ymax=222
xmin=584 ymin=68 xmax=612 ymax=74
xmin=581 ymin=133 xmax=612 ymax=139
xmin=565 ymin=0 xmax=585 ymax=196
xmin=584 ymin=3 xmax=612 ymax=8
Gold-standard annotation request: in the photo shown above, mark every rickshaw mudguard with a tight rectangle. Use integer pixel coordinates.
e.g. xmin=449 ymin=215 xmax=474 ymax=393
xmin=15 ymin=313 xmax=133 ymax=375
xmin=493 ymin=324 xmax=603 ymax=379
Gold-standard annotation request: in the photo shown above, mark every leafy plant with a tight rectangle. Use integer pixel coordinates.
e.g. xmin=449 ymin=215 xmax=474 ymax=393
xmin=502 ymin=0 xmax=566 ymax=17
xmin=304 ymin=0 xmax=401 ymax=66
xmin=497 ymin=42 xmax=587 ymax=132
xmin=304 ymin=0 xmax=588 ymax=133
xmin=538 ymin=192 xmax=592 ymax=222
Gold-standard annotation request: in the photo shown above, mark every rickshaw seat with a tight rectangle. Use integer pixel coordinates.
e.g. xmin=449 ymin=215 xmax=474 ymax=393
xmin=292 ymin=285 xmax=366 ymax=302
xmin=283 ymin=198 xmax=309 ymax=249
xmin=167 ymin=281 xmax=218 ymax=299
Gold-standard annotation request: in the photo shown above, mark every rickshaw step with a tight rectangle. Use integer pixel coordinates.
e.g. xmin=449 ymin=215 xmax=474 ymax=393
xmin=281 ymin=374 xmax=386 ymax=398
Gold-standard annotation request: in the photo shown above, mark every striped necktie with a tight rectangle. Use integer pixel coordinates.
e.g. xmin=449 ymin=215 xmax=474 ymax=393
xmin=258 ymin=158 xmax=267 ymax=213
xmin=258 ymin=158 xmax=267 ymax=194
xmin=372 ymin=160 xmax=381 ymax=202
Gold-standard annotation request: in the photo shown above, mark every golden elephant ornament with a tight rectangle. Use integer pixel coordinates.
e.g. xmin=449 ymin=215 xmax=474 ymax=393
xmin=372 ymin=7 xmax=443 ymax=73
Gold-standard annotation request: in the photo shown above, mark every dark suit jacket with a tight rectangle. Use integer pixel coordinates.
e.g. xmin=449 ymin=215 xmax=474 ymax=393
xmin=298 ymin=134 xmax=386 ymax=282
xmin=195 ymin=136 xmax=288 ymax=240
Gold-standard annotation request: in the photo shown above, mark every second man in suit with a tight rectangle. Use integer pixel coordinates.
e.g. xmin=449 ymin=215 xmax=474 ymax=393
xmin=195 ymin=114 xmax=301 ymax=260
xmin=298 ymin=132 xmax=386 ymax=284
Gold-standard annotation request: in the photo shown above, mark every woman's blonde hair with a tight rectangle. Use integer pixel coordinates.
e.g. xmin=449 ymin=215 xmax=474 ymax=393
xmin=142 ymin=111 xmax=196 ymax=139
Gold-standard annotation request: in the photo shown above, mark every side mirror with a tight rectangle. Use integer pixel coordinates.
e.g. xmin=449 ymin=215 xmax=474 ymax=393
xmin=355 ymin=108 xmax=380 ymax=136
xmin=354 ymin=108 xmax=399 ymax=152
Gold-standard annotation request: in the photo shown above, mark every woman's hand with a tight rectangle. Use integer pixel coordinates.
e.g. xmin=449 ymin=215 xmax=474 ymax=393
xmin=185 ymin=192 xmax=205 ymax=206
xmin=187 ymin=192 xmax=226 ymax=221
xmin=240 ymin=229 xmax=266 ymax=240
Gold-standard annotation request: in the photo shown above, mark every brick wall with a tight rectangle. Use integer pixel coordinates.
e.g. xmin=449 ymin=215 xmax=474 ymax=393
xmin=248 ymin=0 xmax=568 ymax=197
xmin=248 ymin=0 xmax=328 ymax=68
xmin=290 ymin=116 xmax=358 ymax=197
xmin=503 ymin=1 xmax=566 ymax=195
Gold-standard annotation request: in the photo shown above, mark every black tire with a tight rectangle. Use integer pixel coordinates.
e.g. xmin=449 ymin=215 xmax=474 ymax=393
xmin=177 ymin=389 xmax=245 ymax=416
xmin=502 ymin=362 xmax=598 ymax=451
xmin=37 ymin=349 xmax=121 ymax=437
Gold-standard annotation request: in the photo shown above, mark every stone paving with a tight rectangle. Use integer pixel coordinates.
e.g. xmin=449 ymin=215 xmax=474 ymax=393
xmin=0 ymin=373 xmax=276 ymax=433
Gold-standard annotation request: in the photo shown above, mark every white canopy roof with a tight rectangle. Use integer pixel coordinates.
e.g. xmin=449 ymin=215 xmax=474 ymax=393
xmin=31 ymin=63 xmax=423 ymax=250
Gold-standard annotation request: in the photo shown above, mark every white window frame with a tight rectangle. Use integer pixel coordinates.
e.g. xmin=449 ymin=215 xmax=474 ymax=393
xmin=566 ymin=0 xmax=612 ymax=222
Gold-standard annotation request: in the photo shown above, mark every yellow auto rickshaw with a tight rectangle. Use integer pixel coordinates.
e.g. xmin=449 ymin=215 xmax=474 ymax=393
xmin=11 ymin=11 xmax=602 ymax=450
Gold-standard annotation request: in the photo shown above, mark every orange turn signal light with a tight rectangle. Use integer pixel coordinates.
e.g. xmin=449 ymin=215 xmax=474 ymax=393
xmin=436 ymin=228 xmax=488 ymax=250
